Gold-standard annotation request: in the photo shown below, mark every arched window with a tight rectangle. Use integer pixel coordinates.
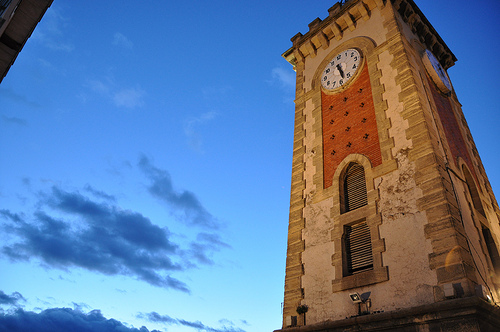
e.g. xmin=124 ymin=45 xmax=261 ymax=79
xmin=482 ymin=226 xmax=500 ymax=275
xmin=462 ymin=165 xmax=485 ymax=217
xmin=341 ymin=163 xmax=367 ymax=213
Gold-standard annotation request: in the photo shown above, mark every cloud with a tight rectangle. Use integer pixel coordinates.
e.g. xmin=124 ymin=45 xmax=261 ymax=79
xmin=0 ymin=186 xmax=190 ymax=292
xmin=86 ymin=79 xmax=111 ymax=95
xmin=32 ymin=8 xmax=74 ymax=52
xmin=271 ymin=67 xmax=295 ymax=91
xmin=187 ymin=233 xmax=231 ymax=265
xmin=0 ymin=87 xmax=41 ymax=108
xmin=184 ymin=112 xmax=216 ymax=152
xmin=113 ymin=87 xmax=145 ymax=109
xmin=83 ymin=79 xmax=145 ymax=109
xmin=138 ymin=312 xmax=246 ymax=332
xmin=0 ymin=291 xmax=25 ymax=307
xmin=1 ymin=175 xmax=230 ymax=291
xmin=1 ymin=115 xmax=27 ymax=126
xmin=0 ymin=292 xmax=245 ymax=332
xmin=138 ymin=156 xmax=219 ymax=229
xmin=112 ymin=32 xmax=133 ymax=49
xmin=0 ymin=307 xmax=159 ymax=332
xmin=83 ymin=184 xmax=116 ymax=202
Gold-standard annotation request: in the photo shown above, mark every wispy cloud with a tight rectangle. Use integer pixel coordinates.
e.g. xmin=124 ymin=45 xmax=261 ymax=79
xmin=112 ymin=32 xmax=133 ymax=49
xmin=138 ymin=311 xmax=246 ymax=332
xmin=187 ymin=232 xmax=231 ymax=265
xmin=84 ymin=184 xmax=116 ymax=202
xmin=138 ymin=156 xmax=219 ymax=229
xmin=83 ymin=78 xmax=145 ymax=109
xmin=33 ymin=8 xmax=74 ymax=52
xmin=0 ymin=87 xmax=41 ymax=109
xmin=271 ymin=67 xmax=295 ymax=91
xmin=1 ymin=115 xmax=27 ymax=126
xmin=184 ymin=111 xmax=216 ymax=152
xmin=86 ymin=78 xmax=112 ymax=95
xmin=113 ymin=87 xmax=145 ymax=108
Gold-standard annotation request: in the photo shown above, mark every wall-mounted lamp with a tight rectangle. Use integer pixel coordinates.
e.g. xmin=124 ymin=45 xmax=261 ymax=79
xmin=349 ymin=291 xmax=371 ymax=316
xmin=349 ymin=292 xmax=362 ymax=303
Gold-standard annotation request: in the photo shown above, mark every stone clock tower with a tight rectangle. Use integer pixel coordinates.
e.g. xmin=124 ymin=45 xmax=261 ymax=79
xmin=277 ymin=0 xmax=500 ymax=331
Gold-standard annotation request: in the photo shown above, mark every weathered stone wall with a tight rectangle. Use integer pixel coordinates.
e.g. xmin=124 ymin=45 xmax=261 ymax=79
xmin=280 ymin=0 xmax=500 ymax=329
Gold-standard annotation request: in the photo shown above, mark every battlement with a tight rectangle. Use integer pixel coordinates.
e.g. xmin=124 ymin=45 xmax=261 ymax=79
xmin=283 ymin=0 xmax=456 ymax=70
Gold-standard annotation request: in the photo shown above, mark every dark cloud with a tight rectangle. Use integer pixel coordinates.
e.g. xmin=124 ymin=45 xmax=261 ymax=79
xmin=138 ymin=156 xmax=219 ymax=229
xmin=187 ymin=233 xmax=231 ymax=265
xmin=0 ymin=307 xmax=159 ymax=332
xmin=0 ymin=291 xmax=25 ymax=306
xmin=138 ymin=312 xmax=246 ymax=332
xmin=84 ymin=185 xmax=116 ymax=202
xmin=138 ymin=311 xmax=176 ymax=324
xmin=1 ymin=115 xmax=27 ymax=126
xmin=1 ymin=163 xmax=231 ymax=291
xmin=0 ymin=86 xmax=41 ymax=108
xmin=1 ymin=187 xmax=189 ymax=292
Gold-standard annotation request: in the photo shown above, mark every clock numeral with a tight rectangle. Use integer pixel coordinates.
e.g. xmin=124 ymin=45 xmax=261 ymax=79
xmin=352 ymin=64 xmax=357 ymax=70
xmin=346 ymin=72 xmax=351 ymax=78
xmin=323 ymin=76 xmax=327 ymax=81
xmin=326 ymin=81 xmax=330 ymax=86
xmin=332 ymin=81 xmax=336 ymax=87
xmin=325 ymin=68 xmax=330 ymax=74
xmin=330 ymin=61 xmax=335 ymax=66
xmin=339 ymin=79 xmax=344 ymax=85
xmin=337 ymin=55 xmax=341 ymax=60
xmin=351 ymin=52 xmax=355 ymax=57
xmin=354 ymin=56 xmax=358 ymax=61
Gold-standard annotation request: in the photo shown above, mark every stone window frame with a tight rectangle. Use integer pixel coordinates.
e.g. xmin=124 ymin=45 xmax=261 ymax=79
xmin=461 ymin=164 xmax=486 ymax=218
xmin=331 ymin=154 xmax=388 ymax=292
xmin=343 ymin=220 xmax=374 ymax=276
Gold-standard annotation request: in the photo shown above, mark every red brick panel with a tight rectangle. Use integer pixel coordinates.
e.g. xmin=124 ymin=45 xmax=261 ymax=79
xmin=429 ymin=79 xmax=478 ymax=186
xmin=322 ymin=64 xmax=382 ymax=189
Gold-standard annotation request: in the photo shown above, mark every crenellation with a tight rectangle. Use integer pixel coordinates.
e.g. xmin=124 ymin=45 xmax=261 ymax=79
xmin=308 ymin=17 xmax=322 ymax=30
xmin=359 ymin=2 xmax=371 ymax=20
xmin=344 ymin=12 xmax=357 ymax=31
xmin=311 ymin=32 xmax=329 ymax=50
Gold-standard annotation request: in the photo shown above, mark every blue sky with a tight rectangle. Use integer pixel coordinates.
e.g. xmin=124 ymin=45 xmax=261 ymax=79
xmin=0 ymin=1 xmax=499 ymax=331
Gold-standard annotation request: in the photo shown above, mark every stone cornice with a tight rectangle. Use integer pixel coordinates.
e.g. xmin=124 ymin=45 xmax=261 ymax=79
xmin=392 ymin=0 xmax=456 ymax=69
xmin=282 ymin=0 xmax=456 ymax=70
xmin=283 ymin=0 xmax=385 ymax=69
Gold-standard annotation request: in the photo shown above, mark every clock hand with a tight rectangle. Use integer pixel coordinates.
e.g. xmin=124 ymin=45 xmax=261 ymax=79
xmin=336 ymin=64 xmax=345 ymax=79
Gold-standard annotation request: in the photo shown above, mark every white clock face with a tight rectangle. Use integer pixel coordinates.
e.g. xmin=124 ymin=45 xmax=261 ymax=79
xmin=423 ymin=49 xmax=452 ymax=93
xmin=321 ymin=49 xmax=361 ymax=91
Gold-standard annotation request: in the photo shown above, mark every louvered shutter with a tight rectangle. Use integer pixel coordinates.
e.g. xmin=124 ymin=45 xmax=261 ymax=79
xmin=344 ymin=163 xmax=367 ymax=212
xmin=345 ymin=222 xmax=373 ymax=274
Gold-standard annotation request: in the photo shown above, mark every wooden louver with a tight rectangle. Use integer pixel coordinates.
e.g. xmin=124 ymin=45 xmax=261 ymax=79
xmin=345 ymin=222 xmax=373 ymax=274
xmin=344 ymin=163 xmax=367 ymax=212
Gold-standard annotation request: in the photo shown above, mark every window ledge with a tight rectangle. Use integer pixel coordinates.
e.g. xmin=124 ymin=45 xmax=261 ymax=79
xmin=332 ymin=266 xmax=389 ymax=292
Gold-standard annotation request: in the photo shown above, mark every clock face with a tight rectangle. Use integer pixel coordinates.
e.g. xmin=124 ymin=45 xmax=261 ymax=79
xmin=422 ymin=49 xmax=452 ymax=93
xmin=321 ymin=48 xmax=361 ymax=91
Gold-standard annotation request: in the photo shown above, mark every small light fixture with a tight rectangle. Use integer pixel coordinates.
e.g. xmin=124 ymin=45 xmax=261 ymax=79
xmin=349 ymin=292 xmax=362 ymax=303
xmin=350 ymin=292 xmax=372 ymax=316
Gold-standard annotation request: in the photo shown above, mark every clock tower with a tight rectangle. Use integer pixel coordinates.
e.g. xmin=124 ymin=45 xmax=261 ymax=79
xmin=277 ymin=0 xmax=500 ymax=331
